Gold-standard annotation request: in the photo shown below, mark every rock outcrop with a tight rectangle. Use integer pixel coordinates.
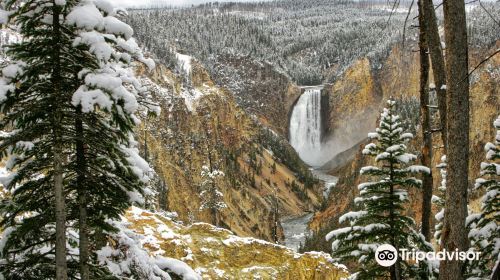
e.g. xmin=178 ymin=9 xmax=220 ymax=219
xmin=209 ymin=54 xmax=302 ymax=138
xmin=125 ymin=207 xmax=349 ymax=280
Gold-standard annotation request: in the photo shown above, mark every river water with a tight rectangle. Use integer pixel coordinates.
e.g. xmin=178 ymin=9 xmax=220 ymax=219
xmin=281 ymin=169 xmax=338 ymax=252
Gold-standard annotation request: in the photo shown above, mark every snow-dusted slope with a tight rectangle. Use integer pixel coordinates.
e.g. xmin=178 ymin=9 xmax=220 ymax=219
xmin=119 ymin=207 xmax=349 ymax=280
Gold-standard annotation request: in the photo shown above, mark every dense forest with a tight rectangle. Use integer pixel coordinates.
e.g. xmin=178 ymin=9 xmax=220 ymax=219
xmin=128 ymin=0 xmax=500 ymax=85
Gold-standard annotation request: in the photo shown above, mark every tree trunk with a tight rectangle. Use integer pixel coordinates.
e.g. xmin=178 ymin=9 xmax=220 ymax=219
xmin=52 ymin=3 xmax=68 ymax=280
xmin=143 ymin=128 xmax=149 ymax=160
xmin=422 ymin=0 xmax=448 ymax=152
xmin=439 ymin=0 xmax=470 ymax=278
xmin=388 ymin=136 xmax=401 ymax=280
xmin=491 ymin=261 xmax=500 ymax=280
xmin=272 ymin=189 xmax=279 ymax=243
xmin=158 ymin=180 xmax=168 ymax=211
xmin=76 ymin=105 xmax=90 ymax=280
xmin=418 ymin=0 xmax=434 ymax=243
xmin=212 ymin=208 xmax=218 ymax=227
xmin=54 ymin=127 xmax=67 ymax=280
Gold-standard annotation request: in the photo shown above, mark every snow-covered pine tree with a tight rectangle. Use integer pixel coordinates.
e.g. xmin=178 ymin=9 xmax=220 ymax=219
xmin=0 ymin=0 xmax=83 ymax=278
xmin=199 ymin=165 xmax=226 ymax=227
xmin=0 ymin=0 xmax=158 ymax=279
xmin=326 ymin=99 xmax=433 ymax=279
xmin=466 ymin=115 xmax=500 ymax=280
xmin=432 ymin=155 xmax=447 ymax=245
xmin=65 ymin=1 xmax=157 ymax=279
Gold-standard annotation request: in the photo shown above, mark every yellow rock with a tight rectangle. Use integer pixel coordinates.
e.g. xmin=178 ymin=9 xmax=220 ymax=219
xmin=136 ymin=59 xmax=324 ymax=242
xmin=125 ymin=207 xmax=349 ymax=280
xmin=313 ymin=42 xmax=500 ymax=234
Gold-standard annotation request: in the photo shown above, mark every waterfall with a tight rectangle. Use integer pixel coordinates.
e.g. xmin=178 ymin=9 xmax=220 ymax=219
xmin=289 ymin=87 xmax=323 ymax=167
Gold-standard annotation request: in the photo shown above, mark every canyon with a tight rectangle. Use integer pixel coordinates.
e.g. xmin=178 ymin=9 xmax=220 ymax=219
xmin=136 ymin=38 xmax=500 ymax=256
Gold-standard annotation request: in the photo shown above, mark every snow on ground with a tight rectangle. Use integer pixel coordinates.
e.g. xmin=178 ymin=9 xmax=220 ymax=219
xmin=176 ymin=53 xmax=192 ymax=75
xmin=98 ymin=206 xmax=201 ymax=280
xmin=0 ymin=166 xmax=8 ymax=177
xmin=281 ymin=213 xmax=313 ymax=252
xmin=120 ymin=207 xmax=349 ymax=279
xmin=180 ymin=88 xmax=204 ymax=112
xmin=141 ymin=65 xmax=212 ymax=113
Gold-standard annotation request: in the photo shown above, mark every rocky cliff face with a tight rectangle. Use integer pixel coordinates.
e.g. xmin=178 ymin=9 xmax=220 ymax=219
xmin=124 ymin=207 xmax=349 ymax=280
xmin=322 ymin=58 xmax=381 ymax=159
xmin=308 ymin=42 xmax=500 ymax=245
xmin=135 ymin=58 xmax=324 ymax=242
xmin=209 ymin=54 xmax=302 ymax=138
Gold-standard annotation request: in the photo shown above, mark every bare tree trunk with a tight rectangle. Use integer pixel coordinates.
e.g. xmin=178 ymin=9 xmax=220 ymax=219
xmin=212 ymin=208 xmax=219 ymax=227
xmin=54 ymin=137 xmax=67 ymax=280
xmin=418 ymin=0 xmax=434 ymax=242
xmin=491 ymin=261 xmax=500 ymax=280
xmin=54 ymin=129 xmax=67 ymax=280
xmin=439 ymin=0 xmax=470 ymax=278
xmin=422 ymin=0 xmax=448 ymax=152
xmin=52 ymin=3 xmax=68 ymax=279
xmin=76 ymin=105 xmax=90 ymax=280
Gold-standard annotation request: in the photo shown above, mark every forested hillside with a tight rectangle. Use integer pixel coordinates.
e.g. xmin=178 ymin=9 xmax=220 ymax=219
xmin=128 ymin=0 xmax=409 ymax=85
xmin=128 ymin=0 xmax=499 ymax=87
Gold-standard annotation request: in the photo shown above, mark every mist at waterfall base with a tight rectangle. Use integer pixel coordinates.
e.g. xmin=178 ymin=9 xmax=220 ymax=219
xmin=289 ymin=88 xmax=369 ymax=168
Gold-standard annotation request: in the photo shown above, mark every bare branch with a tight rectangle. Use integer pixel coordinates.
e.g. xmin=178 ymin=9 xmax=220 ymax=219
xmin=479 ymin=0 xmax=500 ymax=29
xmin=460 ymin=48 xmax=500 ymax=84
xmin=386 ymin=0 xmax=401 ymax=27
xmin=402 ymin=0 xmax=415 ymax=50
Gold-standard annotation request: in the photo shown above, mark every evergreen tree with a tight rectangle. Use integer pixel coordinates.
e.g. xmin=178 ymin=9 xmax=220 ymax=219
xmin=326 ymin=100 xmax=433 ymax=279
xmin=65 ymin=1 xmax=157 ymax=279
xmin=199 ymin=164 xmax=226 ymax=227
xmin=0 ymin=0 xmax=157 ymax=279
xmin=466 ymin=115 xmax=500 ymax=279
xmin=0 ymin=1 xmax=82 ymax=278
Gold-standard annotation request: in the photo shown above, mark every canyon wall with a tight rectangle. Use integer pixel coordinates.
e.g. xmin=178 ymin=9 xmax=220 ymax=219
xmin=308 ymin=42 xmax=500 ymax=247
xmin=136 ymin=60 xmax=324 ymax=242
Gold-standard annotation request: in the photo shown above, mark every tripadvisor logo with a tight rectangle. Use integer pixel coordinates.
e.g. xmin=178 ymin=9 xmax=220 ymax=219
xmin=375 ymin=244 xmax=398 ymax=267
xmin=375 ymin=244 xmax=481 ymax=267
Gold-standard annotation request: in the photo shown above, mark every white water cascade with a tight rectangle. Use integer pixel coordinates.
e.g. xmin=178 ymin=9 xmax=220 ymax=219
xmin=285 ymin=87 xmax=339 ymax=251
xmin=289 ymin=87 xmax=324 ymax=167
